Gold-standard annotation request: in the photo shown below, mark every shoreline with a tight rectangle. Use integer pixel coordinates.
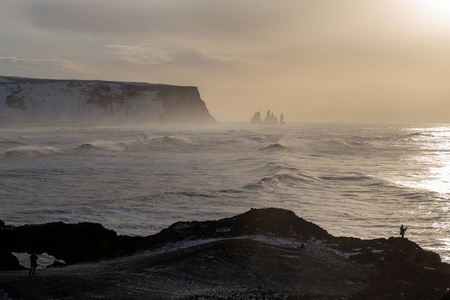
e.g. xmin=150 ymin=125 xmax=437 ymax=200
xmin=2 ymin=208 xmax=450 ymax=299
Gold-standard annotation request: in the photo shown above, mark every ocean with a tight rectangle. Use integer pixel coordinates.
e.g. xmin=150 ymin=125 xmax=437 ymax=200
xmin=1 ymin=123 xmax=450 ymax=262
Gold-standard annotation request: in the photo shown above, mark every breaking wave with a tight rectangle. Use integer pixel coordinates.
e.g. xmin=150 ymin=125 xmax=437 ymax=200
xmin=75 ymin=141 xmax=125 ymax=152
xmin=307 ymin=139 xmax=369 ymax=154
xmin=318 ymin=173 xmax=372 ymax=181
xmin=260 ymin=173 xmax=315 ymax=186
xmin=244 ymin=170 xmax=316 ymax=190
xmin=249 ymin=162 xmax=291 ymax=175
xmin=0 ymin=138 xmax=22 ymax=145
xmin=4 ymin=146 xmax=62 ymax=158
xmin=151 ymin=136 xmax=200 ymax=146
xmin=259 ymin=143 xmax=289 ymax=151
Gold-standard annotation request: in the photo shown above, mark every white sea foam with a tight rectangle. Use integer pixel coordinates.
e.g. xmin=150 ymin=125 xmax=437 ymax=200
xmin=150 ymin=136 xmax=200 ymax=146
xmin=4 ymin=145 xmax=62 ymax=157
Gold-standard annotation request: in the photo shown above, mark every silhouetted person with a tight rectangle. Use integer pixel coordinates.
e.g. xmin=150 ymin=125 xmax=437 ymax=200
xmin=400 ymin=225 xmax=408 ymax=238
xmin=28 ymin=253 xmax=38 ymax=276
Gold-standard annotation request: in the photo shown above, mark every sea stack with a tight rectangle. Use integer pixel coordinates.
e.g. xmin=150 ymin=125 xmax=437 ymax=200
xmin=250 ymin=110 xmax=285 ymax=126
xmin=250 ymin=111 xmax=263 ymax=124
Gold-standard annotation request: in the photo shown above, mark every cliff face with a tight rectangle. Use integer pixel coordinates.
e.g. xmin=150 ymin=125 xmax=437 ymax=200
xmin=0 ymin=76 xmax=216 ymax=124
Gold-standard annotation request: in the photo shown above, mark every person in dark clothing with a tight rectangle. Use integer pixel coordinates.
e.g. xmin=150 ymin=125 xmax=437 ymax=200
xmin=400 ymin=225 xmax=408 ymax=238
xmin=28 ymin=253 xmax=38 ymax=276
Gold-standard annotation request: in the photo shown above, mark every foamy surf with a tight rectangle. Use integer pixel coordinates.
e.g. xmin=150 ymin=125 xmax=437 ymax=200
xmin=1 ymin=123 xmax=450 ymax=262
xmin=4 ymin=145 xmax=62 ymax=158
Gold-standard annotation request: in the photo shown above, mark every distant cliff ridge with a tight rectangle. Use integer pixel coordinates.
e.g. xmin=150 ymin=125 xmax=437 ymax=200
xmin=0 ymin=76 xmax=216 ymax=124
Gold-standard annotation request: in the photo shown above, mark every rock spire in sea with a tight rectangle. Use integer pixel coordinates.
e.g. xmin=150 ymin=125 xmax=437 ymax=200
xmin=250 ymin=110 xmax=285 ymax=125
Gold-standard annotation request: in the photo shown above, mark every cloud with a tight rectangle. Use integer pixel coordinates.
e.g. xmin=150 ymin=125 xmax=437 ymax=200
xmin=0 ymin=56 xmax=91 ymax=75
xmin=10 ymin=0 xmax=305 ymax=42
xmin=105 ymin=44 xmax=259 ymax=70
xmin=106 ymin=45 xmax=171 ymax=65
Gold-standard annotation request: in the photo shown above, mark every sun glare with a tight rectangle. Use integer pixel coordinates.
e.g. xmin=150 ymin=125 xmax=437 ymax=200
xmin=414 ymin=0 xmax=450 ymax=20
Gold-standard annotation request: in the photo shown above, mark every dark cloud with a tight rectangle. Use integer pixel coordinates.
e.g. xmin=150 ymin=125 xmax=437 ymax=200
xmin=12 ymin=0 xmax=304 ymax=42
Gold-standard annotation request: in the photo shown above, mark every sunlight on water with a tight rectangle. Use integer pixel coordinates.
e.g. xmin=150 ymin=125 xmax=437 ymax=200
xmin=395 ymin=127 xmax=450 ymax=196
xmin=406 ymin=153 xmax=450 ymax=195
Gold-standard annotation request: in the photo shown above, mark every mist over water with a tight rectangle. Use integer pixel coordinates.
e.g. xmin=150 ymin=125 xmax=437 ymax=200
xmin=1 ymin=123 xmax=450 ymax=261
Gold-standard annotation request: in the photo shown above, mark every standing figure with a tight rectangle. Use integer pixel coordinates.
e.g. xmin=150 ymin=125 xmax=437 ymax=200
xmin=400 ymin=225 xmax=408 ymax=238
xmin=28 ymin=252 xmax=38 ymax=276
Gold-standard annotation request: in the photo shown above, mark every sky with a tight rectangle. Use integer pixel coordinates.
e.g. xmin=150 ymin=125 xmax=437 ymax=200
xmin=1 ymin=0 xmax=450 ymax=123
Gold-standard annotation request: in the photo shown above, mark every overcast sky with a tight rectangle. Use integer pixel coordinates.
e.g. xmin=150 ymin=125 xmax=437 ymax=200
xmin=1 ymin=0 xmax=450 ymax=123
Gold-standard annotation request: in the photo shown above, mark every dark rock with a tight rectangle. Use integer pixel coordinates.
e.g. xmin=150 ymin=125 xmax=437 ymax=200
xmin=1 ymin=208 xmax=450 ymax=299
xmin=263 ymin=110 xmax=278 ymax=125
xmin=280 ymin=113 xmax=286 ymax=125
xmin=0 ymin=221 xmax=119 ymax=265
xmin=0 ymin=208 xmax=330 ymax=269
xmin=0 ymin=207 xmax=446 ymax=278
xmin=250 ymin=111 xmax=262 ymax=124
xmin=153 ymin=207 xmax=332 ymax=243
xmin=0 ymin=250 xmax=25 ymax=270
xmin=47 ymin=260 xmax=66 ymax=268
xmin=156 ymin=86 xmax=216 ymax=124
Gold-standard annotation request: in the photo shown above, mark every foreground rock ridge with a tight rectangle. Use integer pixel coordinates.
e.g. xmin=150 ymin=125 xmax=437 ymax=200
xmin=1 ymin=208 xmax=450 ymax=300
xmin=0 ymin=76 xmax=216 ymax=124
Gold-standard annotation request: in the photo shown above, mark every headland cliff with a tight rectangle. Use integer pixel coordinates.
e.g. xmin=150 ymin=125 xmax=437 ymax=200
xmin=0 ymin=76 xmax=216 ymax=125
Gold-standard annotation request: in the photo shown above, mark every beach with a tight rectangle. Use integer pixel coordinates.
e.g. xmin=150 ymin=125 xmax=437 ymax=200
xmin=1 ymin=208 xmax=450 ymax=299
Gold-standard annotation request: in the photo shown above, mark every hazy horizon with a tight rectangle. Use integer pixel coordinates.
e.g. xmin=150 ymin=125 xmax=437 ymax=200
xmin=1 ymin=0 xmax=450 ymax=123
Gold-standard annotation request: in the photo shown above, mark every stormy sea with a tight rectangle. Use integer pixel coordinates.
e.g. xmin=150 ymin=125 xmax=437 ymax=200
xmin=1 ymin=122 xmax=450 ymax=263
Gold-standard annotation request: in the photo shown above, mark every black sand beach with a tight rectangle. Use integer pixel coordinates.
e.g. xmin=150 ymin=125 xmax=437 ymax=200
xmin=1 ymin=208 xmax=450 ymax=299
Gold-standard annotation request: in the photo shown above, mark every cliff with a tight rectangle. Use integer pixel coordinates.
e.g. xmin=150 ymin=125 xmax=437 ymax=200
xmin=0 ymin=76 xmax=216 ymax=125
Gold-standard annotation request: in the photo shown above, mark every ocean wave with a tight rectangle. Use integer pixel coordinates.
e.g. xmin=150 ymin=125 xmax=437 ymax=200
xmin=249 ymin=162 xmax=290 ymax=175
xmin=396 ymin=192 xmax=429 ymax=200
xmin=175 ymin=191 xmax=214 ymax=198
xmin=75 ymin=140 xmax=125 ymax=152
xmin=75 ymin=143 xmax=96 ymax=151
xmin=0 ymin=138 xmax=23 ymax=145
xmin=249 ymin=136 xmax=265 ymax=143
xmin=307 ymin=139 xmax=369 ymax=154
xmin=406 ymin=131 xmax=434 ymax=138
xmin=218 ymin=189 xmax=244 ymax=194
xmin=4 ymin=145 xmax=62 ymax=158
xmin=151 ymin=136 xmax=200 ymax=146
xmin=259 ymin=143 xmax=289 ymax=152
xmin=244 ymin=172 xmax=316 ymax=190
xmin=279 ymin=135 xmax=383 ymax=156
xmin=319 ymin=173 xmax=372 ymax=181
xmin=147 ymin=191 xmax=215 ymax=200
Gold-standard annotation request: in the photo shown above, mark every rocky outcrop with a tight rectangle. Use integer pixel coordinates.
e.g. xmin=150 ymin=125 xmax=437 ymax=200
xmin=0 ymin=222 xmax=120 ymax=265
xmin=250 ymin=111 xmax=262 ymax=124
xmin=250 ymin=110 xmax=286 ymax=125
xmin=263 ymin=110 xmax=278 ymax=125
xmin=156 ymin=207 xmax=331 ymax=242
xmin=0 ymin=208 xmax=331 ymax=267
xmin=280 ymin=113 xmax=286 ymax=125
xmin=1 ymin=208 xmax=450 ymax=299
xmin=0 ymin=250 xmax=24 ymax=271
xmin=0 ymin=208 xmax=444 ymax=269
xmin=0 ymin=76 xmax=216 ymax=124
